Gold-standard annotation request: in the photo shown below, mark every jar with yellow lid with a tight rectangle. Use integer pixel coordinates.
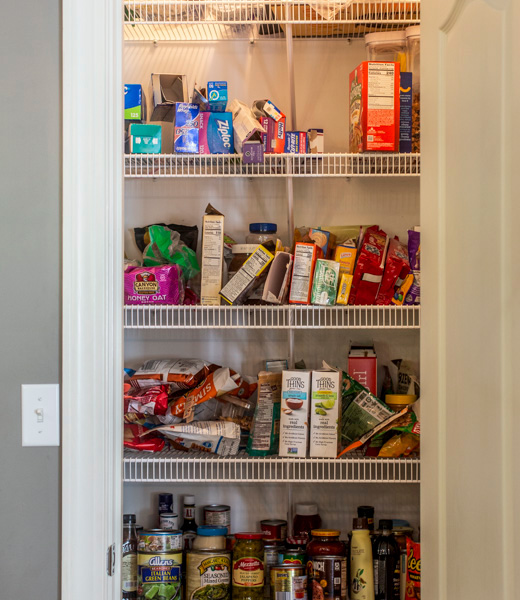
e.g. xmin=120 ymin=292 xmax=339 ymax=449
xmin=307 ymin=530 xmax=345 ymax=557
xmin=385 ymin=394 xmax=417 ymax=412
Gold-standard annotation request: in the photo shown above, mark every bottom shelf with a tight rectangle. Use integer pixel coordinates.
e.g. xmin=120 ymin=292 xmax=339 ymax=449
xmin=123 ymin=450 xmax=420 ymax=483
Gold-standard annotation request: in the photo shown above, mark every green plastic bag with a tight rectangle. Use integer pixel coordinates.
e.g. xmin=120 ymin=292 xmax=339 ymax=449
xmin=143 ymin=225 xmax=200 ymax=280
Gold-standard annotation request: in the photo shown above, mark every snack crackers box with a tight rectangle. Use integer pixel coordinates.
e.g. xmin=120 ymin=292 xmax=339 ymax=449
xmin=349 ymin=61 xmax=400 ymax=152
xmin=201 ymin=207 xmax=224 ymax=305
xmin=208 ymin=81 xmax=228 ymax=112
xmin=311 ymin=259 xmax=340 ymax=306
xmin=348 ymin=346 xmax=377 ymax=396
xmin=174 ymin=103 xmax=200 ymax=153
xmin=289 ymin=243 xmax=319 ymax=304
xmin=129 ymin=124 xmax=162 ymax=154
xmin=199 ymin=112 xmax=234 ymax=154
xmin=284 ymin=131 xmax=307 ymax=153
xmin=279 ymin=370 xmax=311 ymax=457
xmin=310 ymin=369 xmax=341 ymax=458
xmin=334 ymin=245 xmax=357 ymax=277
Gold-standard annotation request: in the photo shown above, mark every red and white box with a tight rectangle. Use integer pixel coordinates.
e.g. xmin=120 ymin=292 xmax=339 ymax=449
xmin=348 ymin=346 xmax=377 ymax=395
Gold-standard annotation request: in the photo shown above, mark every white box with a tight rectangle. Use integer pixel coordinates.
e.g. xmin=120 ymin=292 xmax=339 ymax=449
xmin=201 ymin=211 xmax=224 ymax=305
xmin=309 ymin=369 xmax=341 ymax=458
xmin=279 ymin=370 xmax=311 ymax=457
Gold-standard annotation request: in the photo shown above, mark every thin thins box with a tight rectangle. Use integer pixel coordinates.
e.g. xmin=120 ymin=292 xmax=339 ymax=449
xmin=349 ymin=61 xmax=400 ymax=152
xmin=309 ymin=369 xmax=341 ymax=458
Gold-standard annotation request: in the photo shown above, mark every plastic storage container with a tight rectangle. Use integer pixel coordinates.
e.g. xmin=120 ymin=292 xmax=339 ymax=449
xmin=384 ymin=394 xmax=417 ymax=412
xmin=193 ymin=525 xmax=227 ymax=550
xmin=365 ymin=31 xmax=407 ymax=70
xmin=406 ymin=25 xmax=420 ymax=152
xmin=246 ymin=223 xmax=277 ymax=245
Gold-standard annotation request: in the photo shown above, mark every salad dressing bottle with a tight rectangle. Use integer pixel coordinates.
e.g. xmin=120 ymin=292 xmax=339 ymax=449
xmin=350 ymin=517 xmax=375 ymax=600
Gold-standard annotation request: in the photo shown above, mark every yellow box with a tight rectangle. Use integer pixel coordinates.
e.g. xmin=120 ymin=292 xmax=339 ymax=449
xmin=334 ymin=245 xmax=357 ymax=277
xmin=336 ymin=273 xmax=354 ymax=305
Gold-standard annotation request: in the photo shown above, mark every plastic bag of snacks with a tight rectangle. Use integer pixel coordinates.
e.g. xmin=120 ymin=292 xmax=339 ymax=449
xmin=405 ymin=538 xmax=421 ymax=599
xmin=124 ymin=264 xmax=185 ymax=306
xmin=149 ymin=421 xmax=241 ymax=456
xmin=246 ymin=371 xmax=282 ymax=456
xmin=143 ymin=225 xmax=200 ymax=280
xmin=404 ymin=230 xmax=420 ymax=305
xmin=124 ymin=384 xmax=170 ymax=417
xmin=376 ymin=237 xmax=410 ymax=305
xmin=124 ymin=424 xmax=165 ymax=452
xmin=349 ymin=226 xmax=388 ymax=305
xmin=130 ymin=359 xmax=217 ymax=391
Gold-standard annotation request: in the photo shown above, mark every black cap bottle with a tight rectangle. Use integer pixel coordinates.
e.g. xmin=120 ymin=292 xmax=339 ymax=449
xmin=373 ymin=519 xmax=400 ymax=600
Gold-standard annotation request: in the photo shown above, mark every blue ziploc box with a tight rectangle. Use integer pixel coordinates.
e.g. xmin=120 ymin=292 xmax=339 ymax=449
xmin=129 ymin=124 xmax=162 ymax=153
xmin=284 ymin=131 xmax=308 ymax=153
xmin=174 ymin=103 xmax=200 ymax=153
xmin=199 ymin=112 xmax=234 ymax=154
xmin=399 ymin=72 xmax=412 ymax=153
xmin=124 ymin=84 xmax=144 ymax=121
xmin=208 ymin=81 xmax=228 ymax=112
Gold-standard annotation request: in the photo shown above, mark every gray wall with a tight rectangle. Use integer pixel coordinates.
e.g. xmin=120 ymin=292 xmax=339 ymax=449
xmin=0 ymin=0 xmax=60 ymax=598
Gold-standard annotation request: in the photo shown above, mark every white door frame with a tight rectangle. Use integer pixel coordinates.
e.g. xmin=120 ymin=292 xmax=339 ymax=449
xmin=62 ymin=0 xmax=123 ymax=597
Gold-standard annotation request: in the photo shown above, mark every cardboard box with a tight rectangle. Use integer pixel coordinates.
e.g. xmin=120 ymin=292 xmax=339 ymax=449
xmin=349 ymin=61 xmax=400 ymax=152
xmin=220 ymin=245 xmax=274 ymax=305
xmin=262 ymin=252 xmax=293 ymax=304
xmin=191 ymin=84 xmax=210 ymax=111
xmin=279 ymin=370 xmax=312 ymax=457
xmin=348 ymin=346 xmax=377 ymax=396
xmin=311 ymin=259 xmax=340 ymax=306
xmin=334 ymin=245 xmax=357 ymax=277
xmin=124 ymin=84 xmax=144 ymax=121
xmin=336 ymin=273 xmax=353 ymax=305
xmin=309 ymin=228 xmax=331 ymax=255
xmin=399 ymin=72 xmax=413 ymax=153
xmin=199 ymin=112 xmax=234 ymax=154
xmin=200 ymin=207 xmax=225 ymax=305
xmin=307 ymin=129 xmax=324 ymax=154
xmin=309 ymin=369 xmax=341 ymax=458
xmin=253 ymin=100 xmax=286 ymax=154
xmin=289 ymin=243 xmax=318 ymax=304
xmin=208 ymin=81 xmax=228 ymax=112
xmin=150 ymin=73 xmax=188 ymax=122
xmin=129 ymin=124 xmax=162 ymax=154
xmin=253 ymin=99 xmax=285 ymax=122
xmin=284 ymin=132 xmax=307 ymax=154
xmin=174 ymin=103 xmax=200 ymax=153
xmin=228 ymin=99 xmax=266 ymax=163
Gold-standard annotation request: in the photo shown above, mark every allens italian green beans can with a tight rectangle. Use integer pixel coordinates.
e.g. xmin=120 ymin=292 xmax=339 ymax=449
xmin=186 ymin=549 xmax=231 ymax=600
xmin=137 ymin=550 xmax=182 ymax=600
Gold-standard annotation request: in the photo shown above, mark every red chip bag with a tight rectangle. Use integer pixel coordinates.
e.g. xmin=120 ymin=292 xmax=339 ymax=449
xmin=349 ymin=226 xmax=388 ymax=305
xmin=124 ymin=424 xmax=165 ymax=452
xmin=405 ymin=538 xmax=421 ymax=600
xmin=124 ymin=385 xmax=170 ymax=417
xmin=376 ymin=237 xmax=410 ymax=305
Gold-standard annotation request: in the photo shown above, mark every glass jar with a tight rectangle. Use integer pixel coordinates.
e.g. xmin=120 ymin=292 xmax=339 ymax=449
xmin=406 ymin=25 xmax=420 ymax=152
xmin=384 ymin=394 xmax=417 ymax=412
xmin=246 ymin=223 xmax=277 ymax=246
xmin=193 ymin=525 xmax=228 ymax=550
xmin=293 ymin=503 xmax=321 ymax=540
xmin=307 ymin=530 xmax=345 ymax=557
xmin=365 ymin=31 xmax=407 ymax=71
xmin=233 ymin=532 xmax=265 ymax=600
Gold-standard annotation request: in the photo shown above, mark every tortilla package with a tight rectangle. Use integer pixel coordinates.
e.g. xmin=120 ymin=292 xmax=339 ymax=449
xmin=130 ymin=359 xmax=216 ymax=391
xmin=149 ymin=421 xmax=241 ymax=456
xmin=376 ymin=237 xmax=410 ymax=305
xmin=246 ymin=371 xmax=282 ymax=456
xmin=349 ymin=226 xmax=388 ymax=305
xmin=124 ymin=423 xmax=165 ymax=452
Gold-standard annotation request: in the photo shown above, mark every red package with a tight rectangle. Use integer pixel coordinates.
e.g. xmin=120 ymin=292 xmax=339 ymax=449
xmin=376 ymin=237 xmax=410 ymax=305
xmin=124 ymin=385 xmax=170 ymax=417
xmin=349 ymin=226 xmax=388 ymax=305
xmin=405 ymin=538 xmax=421 ymax=599
xmin=124 ymin=424 xmax=165 ymax=452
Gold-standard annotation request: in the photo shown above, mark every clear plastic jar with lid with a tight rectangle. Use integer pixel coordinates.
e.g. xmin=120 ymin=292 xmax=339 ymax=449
xmin=293 ymin=504 xmax=322 ymax=540
xmin=307 ymin=530 xmax=345 ymax=557
xmin=246 ymin=223 xmax=277 ymax=246
xmin=193 ymin=525 xmax=228 ymax=550
xmin=365 ymin=31 xmax=407 ymax=70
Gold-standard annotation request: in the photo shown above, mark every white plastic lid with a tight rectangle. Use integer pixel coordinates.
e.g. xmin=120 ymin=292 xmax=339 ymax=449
xmin=365 ymin=31 xmax=406 ymax=45
xmin=405 ymin=25 xmax=421 ymax=38
xmin=232 ymin=244 xmax=258 ymax=254
xmin=184 ymin=495 xmax=195 ymax=505
xmin=295 ymin=503 xmax=318 ymax=516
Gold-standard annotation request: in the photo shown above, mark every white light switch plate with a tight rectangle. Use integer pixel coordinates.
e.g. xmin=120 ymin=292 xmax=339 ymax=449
xmin=22 ymin=384 xmax=60 ymax=446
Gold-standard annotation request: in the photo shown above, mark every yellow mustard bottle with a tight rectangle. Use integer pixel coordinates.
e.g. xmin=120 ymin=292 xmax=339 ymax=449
xmin=350 ymin=518 xmax=375 ymax=600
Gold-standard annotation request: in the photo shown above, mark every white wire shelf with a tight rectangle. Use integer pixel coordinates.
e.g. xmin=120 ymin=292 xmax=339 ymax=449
xmin=123 ymin=449 xmax=420 ymax=482
xmin=124 ymin=305 xmax=420 ymax=329
xmin=125 ymin=153 xmax=420 ymax=178
xmin=124 ymin=1 xmax=420 ymax=42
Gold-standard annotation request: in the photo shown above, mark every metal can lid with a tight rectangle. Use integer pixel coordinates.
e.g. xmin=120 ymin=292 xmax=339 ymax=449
xmin=311 ymin=529 xmax=340 ymax=537
xmin=140 ymin=529 xmax=182 ymax=536
xmin=235 ymin=532 xmax=265 ymax=540
xmin=123 ymin=514 xmax=136 ymax=524
xmin=160 ymin=513 xmax=178 ymax=518
xmin=261 ymin=519 xmax=287 ymax=526
xmin=271 ymin=564 xmax=305 ymax=571
xmin=197 ymin=526 xmax=228 ymax=536
xmin=204 ymin=504 xmax=231 ymax=511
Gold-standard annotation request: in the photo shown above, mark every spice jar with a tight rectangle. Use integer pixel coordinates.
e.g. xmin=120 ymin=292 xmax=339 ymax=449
xmin=307 ymin=530 xmax=345 ymax=557
xmin=385 ymin=394 xmax=417 ymax=412
xmin=232 ymin=532 xmax=265 ymax=600
xmin=193 ymin=526 xmax=227 ymax=550
xmin=293 ymin=504 xmax=322 ymax=540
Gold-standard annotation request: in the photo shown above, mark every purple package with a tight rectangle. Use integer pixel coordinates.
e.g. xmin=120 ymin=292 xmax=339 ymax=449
xmin=124 ymin=265 xmax=185 ymax=305
xmin=404 ymin=230 xmax=420 ymax=305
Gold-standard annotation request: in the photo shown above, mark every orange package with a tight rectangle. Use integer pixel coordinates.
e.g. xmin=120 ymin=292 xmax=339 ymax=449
xmin=405 ymin=538 xmax=421 ymax=600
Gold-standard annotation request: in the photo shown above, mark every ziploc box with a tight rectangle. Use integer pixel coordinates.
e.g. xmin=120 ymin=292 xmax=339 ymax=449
xmin=399 ymin=72 xmax=413 ymax=153
xmin=310 ymin=369 xmax=341 ymax=458
xmin=349 ymin=61 xmax=400 ymax=152
xmin=348 ymin=346 xmax=377 ymax=396
xmin=124 ymin=84 xmax=144 ymax=121
xmin=279 ymin=370 xmax=312 ymax=457
xmin=201 ymin=206 xmax=225 ymax=305
xmin=289 ymin=243 xmax=319 ymax=304
xmin=208 ymin=81 xmax=228 ymax=112
xmin=199 ymin=112 xmax=234 ymax=154
xmin=174 ymin=103 xmax=200 ymax=153
xmin=129 ymin=124 xmax=162 ymax=154
xmin=228 ymin=99 xmax=266 ymax=163
xmin=284 ymin=132 xmax=307 ymax=154
xmin=150 ymin=73 xmax=188 ymax=122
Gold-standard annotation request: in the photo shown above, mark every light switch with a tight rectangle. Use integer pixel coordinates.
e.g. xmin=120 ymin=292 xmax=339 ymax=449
xmin=21 ymin=384 xmax=60 ymax=446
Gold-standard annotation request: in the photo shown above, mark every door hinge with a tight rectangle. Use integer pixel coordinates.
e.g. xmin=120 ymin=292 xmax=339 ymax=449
xmin=107 ymin=543 xmax=116 ymax=576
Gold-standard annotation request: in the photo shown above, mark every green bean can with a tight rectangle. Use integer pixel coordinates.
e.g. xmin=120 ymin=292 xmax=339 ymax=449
xmin=137 ymin=550 xmax=182 ymax=600
xmin=232 ymin=532 xmax=265 ymax=600
xmin=186 ymin=549 xmax=231 ymax=600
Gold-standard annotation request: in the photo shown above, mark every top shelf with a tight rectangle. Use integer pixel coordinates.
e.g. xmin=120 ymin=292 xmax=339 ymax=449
xmin=124 ymin=1 xmax=420 ymax=42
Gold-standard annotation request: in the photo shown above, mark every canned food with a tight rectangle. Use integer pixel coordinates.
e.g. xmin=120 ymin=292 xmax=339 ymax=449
xmin=307 ymin=556 xmax=347 ymax=600
xmin=138 ymin=550 xmax=182 ymax=600
xmin=159 ymin=493 xmax=174 ymax=514
xmin=138 ymin=530 xmax=183 ymax=553
xmin=160 ymin=513 xmax=180 ymax=530
xmin=261 ymin=519 xmax=287 ymax=542
xmin=270 ymin=565 xmax=307 ymax=600
xmin=279 ymin=550 xmax=306 ymax=565
xmin=204 ymin=504 xmax=231 ymax=533
xmin=186 ymin=549 xmax=231 ymax=600
xmin=264 ymin=543 xmax=285 ymax=598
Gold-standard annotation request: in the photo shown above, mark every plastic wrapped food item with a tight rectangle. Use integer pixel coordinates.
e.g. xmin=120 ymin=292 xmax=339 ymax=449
xmin=131 ymin=359 xmax=216 ymax=391
xmin=124 ymin=384 xmax=170 ymax=417
xmin=149 ymin=421 xmax=241 ymax=456
xmin=376 ymin=237 xmax=410 ymax=305
xmin=134 ymin=223 xmax=199 ymax=253
xmin=124 ymin=423 xmax=165 ymax=452
xmin=405 ymin=539 xmax=421 ymax=600
xmin=143 ymin=225 xmax=200 ymax=280
xmin=349 ymin=226 xmax=388 ymax=305
xmin=391 ymin=273 xmax=414 ymax=305
xmin=378 ymin=431 xmax=420 ymax=458
xmin=246 ymin=372 xmax=282 ymax=456
xmin=124 ymin=264 xmax=185 ymax=305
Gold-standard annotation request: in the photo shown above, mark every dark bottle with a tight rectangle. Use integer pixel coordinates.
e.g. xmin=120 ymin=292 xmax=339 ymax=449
xmin=357 ymin=506 xmax=375 ymax=532
xmin=373 ymin=520 xmax=400 ymax=600
xmin=122 ymin=514 xmax=137 ymax=600
xmin=182 ymin=494 xmax=198 ymax=550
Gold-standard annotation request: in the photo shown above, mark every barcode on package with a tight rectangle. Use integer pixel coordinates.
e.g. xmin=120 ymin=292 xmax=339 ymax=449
xmin=354 ymin=390 xmax=393 ymax=420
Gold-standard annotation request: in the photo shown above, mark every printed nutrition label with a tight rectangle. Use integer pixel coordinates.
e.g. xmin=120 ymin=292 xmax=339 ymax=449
xmin=220 ymin=246 xmax=273 ymax=304
xmin=367 ymin=62 xmax=395 ymax=110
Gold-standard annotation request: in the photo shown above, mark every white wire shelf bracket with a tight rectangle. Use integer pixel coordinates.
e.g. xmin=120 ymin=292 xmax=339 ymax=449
xmin=123 ymin=449 xmax=420 ymax=483
xmin=124 ymin=305 xmax=421 ymax=329
xmin=123 ymin=1 xmax=420 ymax=42
xmin=124 ymin=153 xmax=420 ymax=178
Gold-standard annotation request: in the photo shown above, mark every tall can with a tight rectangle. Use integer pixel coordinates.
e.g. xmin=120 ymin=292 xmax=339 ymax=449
xmin=264 ymin=542 xmax=285 ymax=599
xmin=138 ymin=530 xmax=183 ymax=600
xmin=186 ymin=549 xmax=231 ymax=600
xmin=270 ymin=565 xmax=307 ymax=600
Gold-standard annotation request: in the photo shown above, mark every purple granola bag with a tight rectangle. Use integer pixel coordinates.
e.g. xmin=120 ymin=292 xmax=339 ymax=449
xmin=404 ymin=230 xmax=420 ymax=305
xmin=124 ymin=264 xmax=185 ymax=305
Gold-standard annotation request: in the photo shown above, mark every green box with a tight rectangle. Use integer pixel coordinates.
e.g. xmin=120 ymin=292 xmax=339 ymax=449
xmin=311 ymin=259 xmax=340 ymax=306
xmin=129 ymin=124 xmax=162 ymax=154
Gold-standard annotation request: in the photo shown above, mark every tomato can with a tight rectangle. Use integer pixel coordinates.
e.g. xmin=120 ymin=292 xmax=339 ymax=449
xmin=307 ymin=556 xmax=347 ymax=600
xmin=278 ymin=549 xmax=306 ymax=565
xmin=204 ymin=504 xmax=231 ymax=533
xmin=270 ymin=565 xmax=307 ymax=600
xmin=261 ymin=519 xmax=287 ymax=542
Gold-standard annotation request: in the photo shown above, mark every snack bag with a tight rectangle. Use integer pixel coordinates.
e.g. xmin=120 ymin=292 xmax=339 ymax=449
xmin=149 ymin=421 xmax=241 ymax=456
xmin=143 ymin=225 xmax=200 ymax=280
xmin=124 ymin=424 xmax=165 ymax=452
xmin=124 ymin=264 xmax=185 ymax=305
xmin=349 ymin=226 xmax=388 ymax=305
xmin=375 ymin=237 xmax=410 ymax=305
xmin=405 ymin=539 xmax=421 ymax=600
xmin=376 ymin=409 xmax=421 ymax=457
xmin=246 ymin=371 xmax=282 ymax=456
xmin=392 ymin=359 xmax=420 ymax=395
xmin=130 ymin=359 xmax=216 ymax=391
xmin=404 ymin=230 xmax=420 ymax=305
xmin=124 ymin=385 xmax=170 ymax=417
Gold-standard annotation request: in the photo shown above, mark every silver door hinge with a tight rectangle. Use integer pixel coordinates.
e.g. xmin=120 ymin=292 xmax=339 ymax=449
xmin=107 ymin=543 xmax=116 ymax=576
